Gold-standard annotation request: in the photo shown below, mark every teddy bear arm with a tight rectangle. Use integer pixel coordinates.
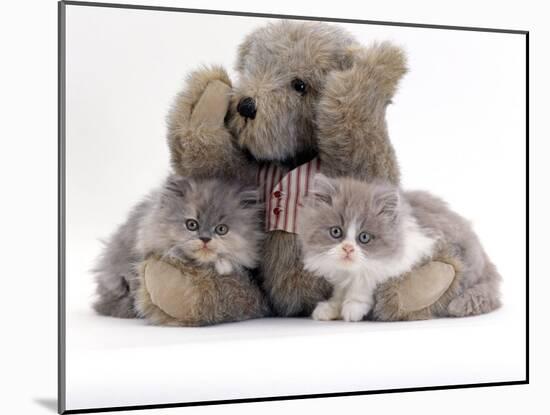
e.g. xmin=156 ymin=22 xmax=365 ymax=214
xmin=167 ymin=66 xmax=255 ymax=182
xmin=371 ymin=261 xmax=457 ymax=321
xmin=316 ymin=43 xmax=407 ymax=184
xmin=136 ymin=257 xmax=269 ymax=326
xmin=261 ymin=231 xmax=332 ymax=316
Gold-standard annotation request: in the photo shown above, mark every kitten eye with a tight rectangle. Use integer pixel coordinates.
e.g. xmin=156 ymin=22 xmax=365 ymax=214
xmin=329 ymin=226 xmax=343 ymax=239
xmin=215 ymin=224 xmax=229 ymax=235
xmin=185 ymin=219 xmax=199 ymax=231
xmin=291 ymin=78 xmax=307 ymax=95
xmin=358 ymin=232 xmax=372 ymax=244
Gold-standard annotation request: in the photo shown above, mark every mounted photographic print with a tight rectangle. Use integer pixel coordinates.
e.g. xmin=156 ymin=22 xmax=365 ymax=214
xmin=58 ymin=1 xmax=528 ymax=413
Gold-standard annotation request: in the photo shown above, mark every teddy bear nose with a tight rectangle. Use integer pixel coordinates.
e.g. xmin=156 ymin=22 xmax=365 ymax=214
xmin=237 ymin=97 xmax=257 ymax=119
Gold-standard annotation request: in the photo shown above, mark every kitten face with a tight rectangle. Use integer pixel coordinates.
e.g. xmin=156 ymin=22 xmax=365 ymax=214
xmin=140 ymin=175 xmax=264 ymax=271
xmin=298 ymin=175 xmax=404 ymax=282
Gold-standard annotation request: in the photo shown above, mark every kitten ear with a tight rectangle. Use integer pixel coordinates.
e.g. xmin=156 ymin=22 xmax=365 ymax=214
xmin=310 ymin=174 xmax=337 ymax=205
xmin=164 ymin=175 xmax=193 ymax=198
xmin=238 ymin=187 xmax=261 ymax=209
xmin=373 ymin=186 xmax=400 ymax=222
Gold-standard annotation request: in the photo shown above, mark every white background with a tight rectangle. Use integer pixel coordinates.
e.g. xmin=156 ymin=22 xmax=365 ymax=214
xmin=63 ymin=3 xmax=526 ymax=410
xmin=0 ymin=0 xmax=543 ymax=415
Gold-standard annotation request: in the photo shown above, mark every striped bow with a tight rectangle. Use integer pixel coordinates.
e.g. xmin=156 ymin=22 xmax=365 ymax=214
xmin=257 ymin=158 xmax=321 ymax=234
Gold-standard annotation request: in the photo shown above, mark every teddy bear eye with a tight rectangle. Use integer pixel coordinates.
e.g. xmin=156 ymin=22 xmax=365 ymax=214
xmin=291 ymin=78 xmax=307 ymax=95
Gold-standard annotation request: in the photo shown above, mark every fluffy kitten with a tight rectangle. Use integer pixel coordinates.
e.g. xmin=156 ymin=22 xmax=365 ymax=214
xmin=93 ymin=175 xmax=264 ymax=318
xmin=298 ymin=174 xmax=501 ymax=322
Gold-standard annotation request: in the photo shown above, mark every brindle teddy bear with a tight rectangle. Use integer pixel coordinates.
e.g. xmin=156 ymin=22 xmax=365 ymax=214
xmin=119 ymin=20 xmax=458 ymax=325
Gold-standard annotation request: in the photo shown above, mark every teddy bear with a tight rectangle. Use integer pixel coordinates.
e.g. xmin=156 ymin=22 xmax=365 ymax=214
xmin=135 ymin=20 xmax=458 ymax=325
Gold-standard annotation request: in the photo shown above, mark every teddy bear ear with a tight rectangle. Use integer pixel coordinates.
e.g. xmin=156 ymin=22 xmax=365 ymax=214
xmin=343 ymin=42 xmax=408 ymax=81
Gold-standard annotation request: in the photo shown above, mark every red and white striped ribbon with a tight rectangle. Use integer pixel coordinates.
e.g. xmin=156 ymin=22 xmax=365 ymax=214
xmin=257 ymin=158 xmax=321 ymax=234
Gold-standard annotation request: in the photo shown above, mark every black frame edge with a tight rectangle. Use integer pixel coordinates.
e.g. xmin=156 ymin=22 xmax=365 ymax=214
xmin=525 ymin=31 xmax=530 ymax=384
xmin=58 ymin=1 xmax=67 ymax=414
xmin=63 ymin=380 xmax=528 ymax=414
xmin=62 ymin=0 xmax=528 ymax=34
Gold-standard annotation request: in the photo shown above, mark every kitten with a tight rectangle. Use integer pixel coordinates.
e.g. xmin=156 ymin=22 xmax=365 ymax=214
xmin=298 ymin=174 xmax=501 ymax=322
xmin=93 ymin=174 xmax=264 ymax=318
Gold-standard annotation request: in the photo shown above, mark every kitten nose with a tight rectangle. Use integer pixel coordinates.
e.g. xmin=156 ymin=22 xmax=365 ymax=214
xmin=237 ymin=97 xmax=257 ymax=119
xmin=342 ymin=244 xmax=355 ymax=254
xmin=200 ymin=237 xmax=211 ymax=244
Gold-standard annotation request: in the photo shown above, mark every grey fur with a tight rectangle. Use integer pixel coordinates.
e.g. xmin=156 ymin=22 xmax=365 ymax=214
xmin=92 ymin=199 xmax=151 ymax=318
xmin=163 ymin=20 xmax=457 ymax=319
xmin=299 ymin=177 xmax=404 ymax=265
xmin=404 ymin=190 xmax=501 ymax=317
xmin=299 ymin=176 xmax=501 ymax=318
xmin=93 ymin=175 xmax=265 ymax=320
xmin=229 ymin=21 xmax=359 ymax=164
xmin=261 ymin=232 xmax=332 ymax=317
xmin=261 ymin=39 xmax=407 ymax=316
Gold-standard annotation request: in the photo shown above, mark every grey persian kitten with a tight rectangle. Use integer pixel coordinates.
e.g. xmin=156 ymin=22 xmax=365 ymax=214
xmin=298 ymin=174 xmax=501 ymax=322
xmin=93 ymin=175 xmax=264 ymax=318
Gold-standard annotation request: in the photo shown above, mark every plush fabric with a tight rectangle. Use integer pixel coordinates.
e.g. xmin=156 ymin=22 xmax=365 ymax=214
xmin=135 ymin=21 xmax=458 ymax=324
xmin=136 ymin=256 xmax=270 ymax=327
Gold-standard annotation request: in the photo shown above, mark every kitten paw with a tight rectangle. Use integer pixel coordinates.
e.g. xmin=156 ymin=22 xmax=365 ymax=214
xmin=215 ymin=259 xmax=233 ymax=275
xmin=312 ymin=301 xmax=340 ymax=321
xmin=341 ymin=301 xmax=369 ymax=322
